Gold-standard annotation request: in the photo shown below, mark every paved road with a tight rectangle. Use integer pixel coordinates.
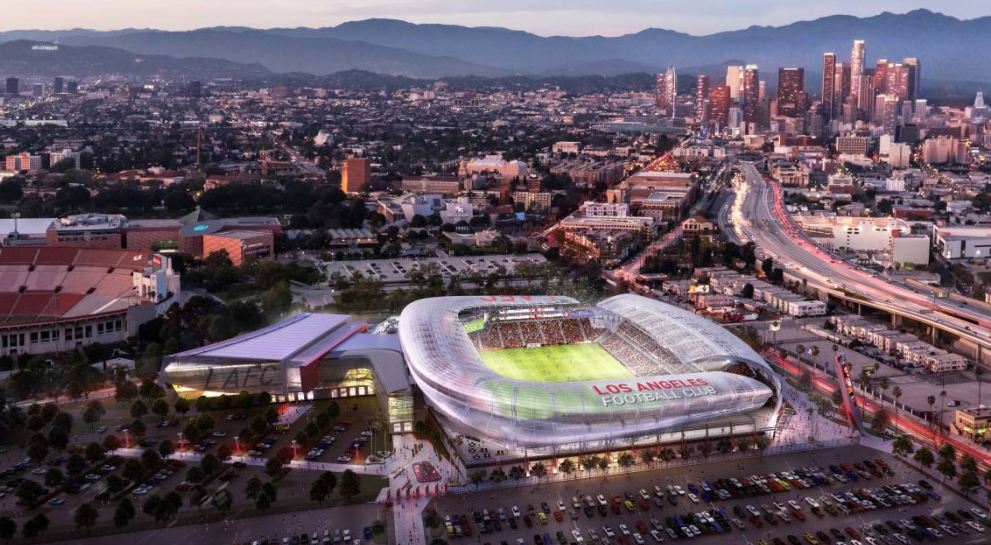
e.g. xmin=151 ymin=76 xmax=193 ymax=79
xmin=731 ymin=162 xmax=991 ymax=359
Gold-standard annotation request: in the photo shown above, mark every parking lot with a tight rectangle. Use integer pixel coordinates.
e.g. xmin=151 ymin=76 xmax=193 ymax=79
xmin=428 ymin=446 xmax=986 ymax=545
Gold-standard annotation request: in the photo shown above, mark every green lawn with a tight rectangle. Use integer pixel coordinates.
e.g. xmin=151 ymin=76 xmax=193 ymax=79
xmin=479 ymin=343 xmax=632 ymax=382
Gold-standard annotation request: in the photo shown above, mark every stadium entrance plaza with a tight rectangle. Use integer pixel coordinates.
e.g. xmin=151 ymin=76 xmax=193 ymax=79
xmin=427 ymin=446 xmax=983 ymax=545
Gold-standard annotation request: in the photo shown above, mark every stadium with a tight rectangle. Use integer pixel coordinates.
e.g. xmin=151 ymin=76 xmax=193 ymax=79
xmin=399 ymin=293 xmax=783 ymax=460
xmin=0 ymin=246 xmax=179 ymax=357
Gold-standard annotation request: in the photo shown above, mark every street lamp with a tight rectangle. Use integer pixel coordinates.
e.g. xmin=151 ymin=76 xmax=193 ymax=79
xmin=176 ymin=432 xmax=184 ymax=452
xmin=290 ymin=439 xmax=299 ymax=459
xmin=234 ymin=435 xmax=240 ymax=454
xmin=123 ymin=429 xmax=130 ymax=448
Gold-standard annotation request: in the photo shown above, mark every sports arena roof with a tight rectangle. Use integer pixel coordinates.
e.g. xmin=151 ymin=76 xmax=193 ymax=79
xmin=398 ymin=294 xmax=781 ymax=449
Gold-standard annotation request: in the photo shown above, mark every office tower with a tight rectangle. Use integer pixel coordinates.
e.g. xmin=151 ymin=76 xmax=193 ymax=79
xmin=725 ymin=65 xmax=744 ymax=100
xmin=885 ymin=64 xmax=910 ymax=101
xmin=341 ymin=157 xmax=371 ymax=193
xmin=655 ymin=68 xmax=676 ymax=115
xmin=694 ymin=74 xmax=709 ymax=121
xmin=857 ymin=73 xmax=875 ymax=119
xmin=708 ymin=85 xmax=731 ymax=128
xmin=872 ymin=59 xmax=889 ymax=95
xmin=66 ymin=80 xmax=77 ymax=94
xmin=5 ymin=77 xmax=18 ymax=95
xmin=833 ymin=63 xmax=851 ymax=119
xmin=777 ymin=67 xmax=806 ymax=117
xmin=850 ymin=40 xmax=866 ymax=108
xmin=742 ymin=65 xmax=760 ymax=126
xmin=903 ymin=58 xmax=921 ymax=100
xmin=187 ymin=80 xmax=203 ymax=97
xmin=822 ymin=53 xmax=836 ymax=120
xmin=53 ymin=77 xmax=64 ymax=94
xmin=32 ymin=83 xmax=45 ymax=98
xmin=663 ymin=66 xmax=677 ymax=117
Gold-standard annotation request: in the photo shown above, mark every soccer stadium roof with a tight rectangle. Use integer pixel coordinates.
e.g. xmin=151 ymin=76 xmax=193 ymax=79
xmin=171 ymin=313 xmax=351 ymax=362
xmin=398 ymin=294 xmax=781 ymax=449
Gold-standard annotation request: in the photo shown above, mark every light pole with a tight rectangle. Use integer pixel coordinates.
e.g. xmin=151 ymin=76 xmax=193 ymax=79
xmin=234 ymin=435 xmax=240 ymax=454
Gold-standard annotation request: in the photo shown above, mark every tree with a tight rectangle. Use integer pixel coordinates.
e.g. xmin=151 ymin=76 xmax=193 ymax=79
xmin=937 ymin=458 xmax=957 ymax=481
xmin=961 ymin=454 xmax=979 ymax=475
xmin=121 ymin=459 xmax=145 ymax=482
xmin=15 ymin=479 xmax=46 ymax=505
xmin=74 ymin=502 xmax=99 ymax=531
xmin=959 ymin=471 xmax=981 ymax=494
xmin=339 ymin=469 xmax=361 ymax=503
xmin=103 ymin=434 xmax=121 ymax=452
xmin=559 ymin=459 xmax=575 ymax=476
xmin=21 ymin=514 xmax=48 ymax=538
xmin=530 ymin=462 xmax=547 ymax=480
xmin=158 ymin=439 xmax=175 ymax=458
xmin=310 ymin=477 xmax=331 ymax=503
xmin=913 ymin=447 xmax=934 ymax=469
xmin=0 ymin=516 xmax=15 ymax=541
xmin=114 ymin=498 xmax=136 ymax=527
xmin=892 ymin=436 xmax=914 ymax=457
xmin=130 ymin=400 xmax=149 ymax=420
xmin=256 ymin=491 xmax=272 ymax=510
xmin=870 ymin=409 xmax=890 ymax=435
xmin=265 ymin=456 xmax=284 ymax=479
xmin=44 ymin=467 xmax=64 ymax=487
xmin=938 ymin=444 xmax=957 ymax=463
xmin=509 ymin=465 xmax=526 ymax=481
xmin=174 ymin=397 xmax=191 ymax=416
xmin=597 ymin=457 xmax=609 ymax=472
xmin=892 ymin=386 xmax=903 ymax=434
xmin=47 ymin=426 xmax=69 ymax=450
xmin=617 ymin=453 xmax=635 ymax=468
xmin=151 ymin=399 xmax=170 ymax=420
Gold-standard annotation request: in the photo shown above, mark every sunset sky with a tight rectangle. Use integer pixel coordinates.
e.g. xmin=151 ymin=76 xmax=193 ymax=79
xmin=2 ymin=1 xmax=987 ymax=36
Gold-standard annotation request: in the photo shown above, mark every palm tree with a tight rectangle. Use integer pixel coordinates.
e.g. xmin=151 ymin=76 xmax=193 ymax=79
xmin=939 ymin=390 xmax=948 ymax=440
xmin=892 ymin=386 xmax=903 ymax=434
xmin=927 ymin=394 xmax=937 ymax=441
xmin=977 ymin=367 xmax=985 ymax=407
xmin=810 ymin=345 xmax=821 ymax=371
xmin=796 ymin=344 xmax=806 ymax=365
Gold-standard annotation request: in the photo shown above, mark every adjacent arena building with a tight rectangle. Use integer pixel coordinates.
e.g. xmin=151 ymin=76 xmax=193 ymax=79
xmin=162 ymin=293 xmax=783 ymax=463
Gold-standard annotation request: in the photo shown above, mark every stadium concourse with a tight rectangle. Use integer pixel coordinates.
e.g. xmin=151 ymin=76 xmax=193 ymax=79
xmin=398 ymin=294 xmax=784 ymax=465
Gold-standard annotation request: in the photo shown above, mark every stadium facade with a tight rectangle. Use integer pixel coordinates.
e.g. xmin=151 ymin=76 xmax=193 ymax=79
xmin=399 ymin=294 xmax=782 ymax=457
xmin=0 ymin=247 xmax=179 ymax=357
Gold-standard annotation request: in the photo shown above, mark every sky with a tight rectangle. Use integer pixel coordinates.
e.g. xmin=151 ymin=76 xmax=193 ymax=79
xmin=2 ymin=1 xmax=989 ymax=36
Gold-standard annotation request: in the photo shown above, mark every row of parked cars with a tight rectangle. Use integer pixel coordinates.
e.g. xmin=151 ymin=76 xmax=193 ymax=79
xmin=131 ymin=459 xmax=185 ymax=496
xmin=757 ymin=506 xmax=990 ymax=545
xmin=245 ymin=525 xmax=374 ymax=545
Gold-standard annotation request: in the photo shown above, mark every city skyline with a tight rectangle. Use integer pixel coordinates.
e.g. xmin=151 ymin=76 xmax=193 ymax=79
xmin=0 ymin=2 xmax=989 ymax=36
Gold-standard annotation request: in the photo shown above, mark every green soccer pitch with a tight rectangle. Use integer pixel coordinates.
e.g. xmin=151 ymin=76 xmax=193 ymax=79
xmin=479 ymin=343 xmax=633 ymax=382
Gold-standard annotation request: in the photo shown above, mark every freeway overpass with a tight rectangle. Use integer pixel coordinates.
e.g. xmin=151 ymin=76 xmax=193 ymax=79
xmin=731 ymin=161 xmax=991 ymax=365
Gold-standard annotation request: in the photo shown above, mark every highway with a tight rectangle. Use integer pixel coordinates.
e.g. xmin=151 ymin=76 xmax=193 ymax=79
xmin=730 ymin=161 xmax=991 ymax=363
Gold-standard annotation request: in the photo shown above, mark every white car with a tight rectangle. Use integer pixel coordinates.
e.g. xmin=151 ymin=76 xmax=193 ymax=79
xmin=619 ymin=524 xmax=630 ymax=536
xmin=597 ymin=494 xmax=608 ymax=506
xmin=633 ymin=533 xmax=645 ymax=545
xmin=512 ymin=506 xmax=521 ymax=518
xmin=649 ymin=530 xmax=664 ymax=543
xmin=602 ymin=526 xmax=615 ymax=539
xmin=788 ymin=499 xmax=802 ymax=511
xmin=557 ymin=500 xmax=566 ymax=512
xmin=687 ymin=493 xmax=699 ymax=504
xmin=47 ymin=497 xmax=65 ymax=505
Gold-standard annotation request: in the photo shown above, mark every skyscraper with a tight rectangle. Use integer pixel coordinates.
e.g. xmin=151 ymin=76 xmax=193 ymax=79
xmin=5 ymin=77 xmax=18 ymax=95
xmin=694 ymin=74 xmax=710 ymax=121
xmin=903 ymin=58 xmax=921 ymax=101
xmin=833 ymin=62 xmax=850 ymax=119
xmin=708 ymin=85 xmax=731 ymax=129
xmin=879 ymin=94 xmax=900 ymax=136
xmin=821 ymin=53 xmax=836 ymax=121
xmin=655 ymin=67 xmax=677 ymax=115
xmin=872 ymin=59 xmax=889 ymax=95
xmin=742 ymin=65 xmax=760 ymax=126
xmin=725 ymin=65 xmax=744 ymax=100
xmin=850 ymin=40 xmax=866 ymax=109
xmin=857 ymin=73 xmax=875 ymax=120
xmin=777 ymin=67 xmax=806 ymax=117
xmin=885 ymin=64 xmax=911 ymax=101
xmin=53 ymin=77 xmax=64 ymax=95
xmin=341 ymin=157 xmax=371 ymax=194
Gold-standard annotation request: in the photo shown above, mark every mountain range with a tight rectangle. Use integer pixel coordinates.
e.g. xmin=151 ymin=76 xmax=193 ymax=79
xmin=1 ymin=10 xmax=990 ymax=88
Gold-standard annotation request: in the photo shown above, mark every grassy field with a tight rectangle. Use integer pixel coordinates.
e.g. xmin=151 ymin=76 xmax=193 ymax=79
xmin=479 ymin=343 xmax=632 ymax=382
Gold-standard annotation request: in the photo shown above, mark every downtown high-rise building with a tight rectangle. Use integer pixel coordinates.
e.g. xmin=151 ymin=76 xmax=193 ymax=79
xmin=655 ymin=66 xmax=677 ymax=115
xmin=742 ymin=65 xmax=760 ymax=126
xmin=833 ymin=62 xmax=850 ymax=119
xmin=708 ymin=85 xmax=731 ymax=129
xmin=776 ymin=67 xmax=806 ymax=117
xmin=821 ymin=53 xmax=836 ymax=120
xmin=694 ymin=74 xmax=709 ymax=121
xmin=873 ymin=59 xmax=889 ymax=95
xmin=725 ymin=65 xmax=745 ymax=100
xmin=903 ymin=57 xmax=921 ymax=100
xmin=5 ymin=77 xmax=18 ymax=95
xmin=857 ymin=73 xmax=875 ymax=120
xmin=885 ymin=64 xmax=911 ymax=102
xmin=850 ymin=40 xmax=866 ymax=109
